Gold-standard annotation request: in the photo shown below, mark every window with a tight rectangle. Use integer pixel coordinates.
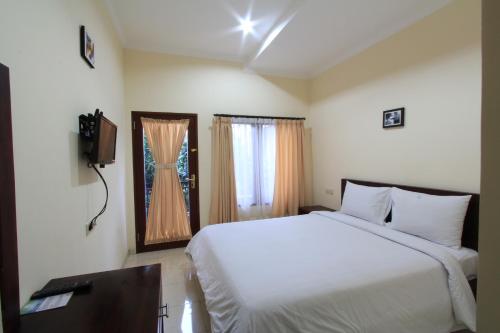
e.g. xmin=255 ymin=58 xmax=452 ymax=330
xmin=232 ymin=118 xmax=275 ymax=220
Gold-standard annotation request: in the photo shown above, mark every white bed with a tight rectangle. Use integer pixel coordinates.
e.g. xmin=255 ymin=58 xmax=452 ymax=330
xmin=186 ymin=211 xmax=476 ymax=333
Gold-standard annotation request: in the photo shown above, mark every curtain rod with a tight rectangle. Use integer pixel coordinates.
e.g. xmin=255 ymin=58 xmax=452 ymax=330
xmin=214 ymin=114 xmax=306 ymax=121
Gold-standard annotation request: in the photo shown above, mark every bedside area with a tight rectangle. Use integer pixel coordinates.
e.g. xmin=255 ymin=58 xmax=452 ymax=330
xmin=298 ymin=205 xmax=336 ymax=215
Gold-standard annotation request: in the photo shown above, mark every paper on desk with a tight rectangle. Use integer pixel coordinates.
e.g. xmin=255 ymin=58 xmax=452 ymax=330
xmin=21 ymin=292 xmax=73 ymax=315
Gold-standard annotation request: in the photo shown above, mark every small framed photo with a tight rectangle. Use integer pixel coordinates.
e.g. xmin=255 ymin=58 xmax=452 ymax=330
xmin=80 ymin=26 xmax=95 ymax=68
xmin=383 ymin=108 xmax=405 ymax=128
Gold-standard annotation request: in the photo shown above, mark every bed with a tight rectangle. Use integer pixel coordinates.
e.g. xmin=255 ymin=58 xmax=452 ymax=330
xmin=186 ymin=179 xmax=479 ymax=333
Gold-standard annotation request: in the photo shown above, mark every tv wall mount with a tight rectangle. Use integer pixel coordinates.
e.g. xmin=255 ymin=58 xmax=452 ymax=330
xmin=78 ymin=109 xmax=109 ymax=232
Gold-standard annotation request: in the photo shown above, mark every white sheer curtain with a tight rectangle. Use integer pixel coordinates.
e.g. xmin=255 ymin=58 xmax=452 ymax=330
xmin=232 ymin=118 xmax=276 ymax=220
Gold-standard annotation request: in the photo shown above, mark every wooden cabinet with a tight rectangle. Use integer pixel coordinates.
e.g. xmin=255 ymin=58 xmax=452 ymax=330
xmin=19 ymin=264 xmax=163 ymax=333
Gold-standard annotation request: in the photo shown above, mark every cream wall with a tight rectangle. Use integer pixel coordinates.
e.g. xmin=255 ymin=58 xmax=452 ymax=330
xmin=0 ymin=0 xmax=128 ymax=304
xmin=477 ymin=0 xmax=500 ymax=331
xmin=124 ymin=50 xmax=309 ymax=252
xmin=309 ymin=0 xmax=481 ymax=209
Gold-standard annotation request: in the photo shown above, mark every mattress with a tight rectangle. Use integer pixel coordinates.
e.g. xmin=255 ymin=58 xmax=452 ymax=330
xmin=385 ymin=222 xmax=478 ymax=279
xmin=186 ymin=211 xmax=476 ymax=333
xmin=441 ymin=246 xmax=478 ymax=280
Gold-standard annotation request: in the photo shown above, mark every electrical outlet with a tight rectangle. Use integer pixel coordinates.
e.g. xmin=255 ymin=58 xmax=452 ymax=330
xmin=325 ymin=189 xmax=334 ymax=195
xmin=85 ymin=222 xmax=96 ymax=236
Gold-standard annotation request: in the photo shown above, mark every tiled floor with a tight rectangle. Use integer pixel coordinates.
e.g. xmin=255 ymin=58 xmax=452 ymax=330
xmin=124 ymin=248 xmax=211 ymax=333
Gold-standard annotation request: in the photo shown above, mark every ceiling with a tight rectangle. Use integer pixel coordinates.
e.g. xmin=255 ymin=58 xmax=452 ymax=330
xmin=105 ymin=0 xmax=450 ymax=79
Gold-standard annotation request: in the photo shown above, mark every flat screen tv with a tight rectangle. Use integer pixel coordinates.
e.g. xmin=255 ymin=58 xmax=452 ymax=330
xmin=79 ymin=110 xmax=117 ymax=167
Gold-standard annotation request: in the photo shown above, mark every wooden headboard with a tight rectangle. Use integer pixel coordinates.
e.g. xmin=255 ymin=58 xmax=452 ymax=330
xmin=341 ymin=179 xmax=480 ymax=251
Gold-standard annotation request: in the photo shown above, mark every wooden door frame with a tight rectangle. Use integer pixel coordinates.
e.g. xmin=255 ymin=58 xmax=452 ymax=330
xmin=131 ymin=111 xmax=200 ymax=253
xmin=0 ymin=63 xmax=20 ymax=332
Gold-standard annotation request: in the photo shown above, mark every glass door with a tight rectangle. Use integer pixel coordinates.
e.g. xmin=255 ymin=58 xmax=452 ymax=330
xmin=131 ymin=112 xmax=200 ymax=253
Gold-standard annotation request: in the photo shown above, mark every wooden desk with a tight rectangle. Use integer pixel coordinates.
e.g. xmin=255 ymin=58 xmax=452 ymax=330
xmin=18 ymin=265 xmax=162 ymax=333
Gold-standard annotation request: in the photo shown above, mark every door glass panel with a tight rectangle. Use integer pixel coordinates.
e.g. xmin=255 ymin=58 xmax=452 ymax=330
xmin=143 ymin=131 xmax=190 ymax=218
xmin=177 ymin=133 xmax=190 ymax=213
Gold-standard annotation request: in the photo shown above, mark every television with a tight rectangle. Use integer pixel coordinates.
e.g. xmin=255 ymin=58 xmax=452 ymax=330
xmin=79 ymin=109 xmax=117 ymax=167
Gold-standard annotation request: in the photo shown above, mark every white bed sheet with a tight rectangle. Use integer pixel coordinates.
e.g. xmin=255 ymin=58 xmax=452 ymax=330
xmin=386 ymin=222 xmax=479 ymax=279
xmin=441 ymin=246 xmax=478 ymax=280
xmin=186 ymin=212 xmax=476 ymax=333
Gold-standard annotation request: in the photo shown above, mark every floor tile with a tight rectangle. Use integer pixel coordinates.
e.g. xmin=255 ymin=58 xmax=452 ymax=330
xmin=125 ymin=247 xmax=211 ymax=333
xmin=164 ymin=301 xmax=210 ymax=333
xmin=163 ymin=278 xmax=204 ymax=306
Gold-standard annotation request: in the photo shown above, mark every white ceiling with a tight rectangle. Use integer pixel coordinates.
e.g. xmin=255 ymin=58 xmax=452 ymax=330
xmin=105 ymin=0 xmax=450 ymax=79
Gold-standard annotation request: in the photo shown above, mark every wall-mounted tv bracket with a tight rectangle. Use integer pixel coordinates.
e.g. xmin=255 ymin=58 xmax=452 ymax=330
xmin=78 ymin=109 xmax=108 ymax=232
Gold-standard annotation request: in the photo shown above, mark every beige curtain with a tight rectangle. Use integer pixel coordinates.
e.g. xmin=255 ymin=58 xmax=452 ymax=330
xmin=209 ymin=117 xmax=239 ymax=224
xmin=142 ymin=117 xmax=192 ymax=244
xmin=303 ymin=128 xmax=313 ymax=205
xmin=272 ymin=119 xmax=306 ymax=217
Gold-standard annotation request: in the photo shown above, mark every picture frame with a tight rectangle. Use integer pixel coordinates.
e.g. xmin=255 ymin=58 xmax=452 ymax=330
xmin=80 ymin=26 xmax=95 ymax=68
xmin=383 ymin=107 xmax=405 ymax=128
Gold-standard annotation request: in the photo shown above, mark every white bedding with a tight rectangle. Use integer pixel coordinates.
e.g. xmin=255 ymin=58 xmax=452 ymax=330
xmin=440 ymin=246 xmax=478 ymax=280
xmin=385 ymin=222 xmax=478 ymax=279
xmin=186 ymin=212 xmax=476 ymax=333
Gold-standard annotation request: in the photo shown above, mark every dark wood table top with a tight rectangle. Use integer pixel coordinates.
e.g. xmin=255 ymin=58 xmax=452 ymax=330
xmin=18 ymin=264 xmax=161 ymax=333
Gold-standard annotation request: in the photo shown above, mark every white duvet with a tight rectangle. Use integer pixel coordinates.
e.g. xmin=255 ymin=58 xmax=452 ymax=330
xmin=186 ymin=212 xmax=476 ymax=333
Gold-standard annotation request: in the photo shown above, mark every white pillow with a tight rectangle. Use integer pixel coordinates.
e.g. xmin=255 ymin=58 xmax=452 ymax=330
xmin=390 ymin=187 xmax=471 ymax=248
xmin=340 ymin=182 xmax=391 ymax=225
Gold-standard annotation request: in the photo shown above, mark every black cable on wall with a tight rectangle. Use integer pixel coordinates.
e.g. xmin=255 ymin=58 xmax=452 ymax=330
xmin=88 ymin=163 xmax=109 ymax=231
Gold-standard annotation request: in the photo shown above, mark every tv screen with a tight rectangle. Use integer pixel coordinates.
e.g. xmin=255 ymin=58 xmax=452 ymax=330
xmin=79 ymin=110 xmax=117 ymax=166
xmin=95 ymin=115 xmax=117 ymax=165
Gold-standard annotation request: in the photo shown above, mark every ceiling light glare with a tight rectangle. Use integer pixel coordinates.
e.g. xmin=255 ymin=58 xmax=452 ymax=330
xmin=239 ymin=17 xmax=255 ymax=35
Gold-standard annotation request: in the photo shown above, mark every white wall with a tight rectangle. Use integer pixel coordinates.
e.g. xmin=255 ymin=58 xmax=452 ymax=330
xmin=477 ymin=0 xmax=500 ymax=330
xmin=124 ymin=50 xmax=309 ymax=252
xmin=309 ymin=0 xmax=481 ymax=209
xmin=0 ymin=0 xmax=128 ymax=304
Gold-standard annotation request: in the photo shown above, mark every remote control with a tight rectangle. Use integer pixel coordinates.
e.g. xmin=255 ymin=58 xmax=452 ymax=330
xmin=30 ymin=280 xmax=93 ymax=300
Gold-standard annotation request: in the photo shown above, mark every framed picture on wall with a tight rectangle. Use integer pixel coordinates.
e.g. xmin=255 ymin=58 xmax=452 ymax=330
xmin=80 ymin=26 xmax=95 ymax=68
xmin=383 ymin=108 xmax=405 ymax=128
